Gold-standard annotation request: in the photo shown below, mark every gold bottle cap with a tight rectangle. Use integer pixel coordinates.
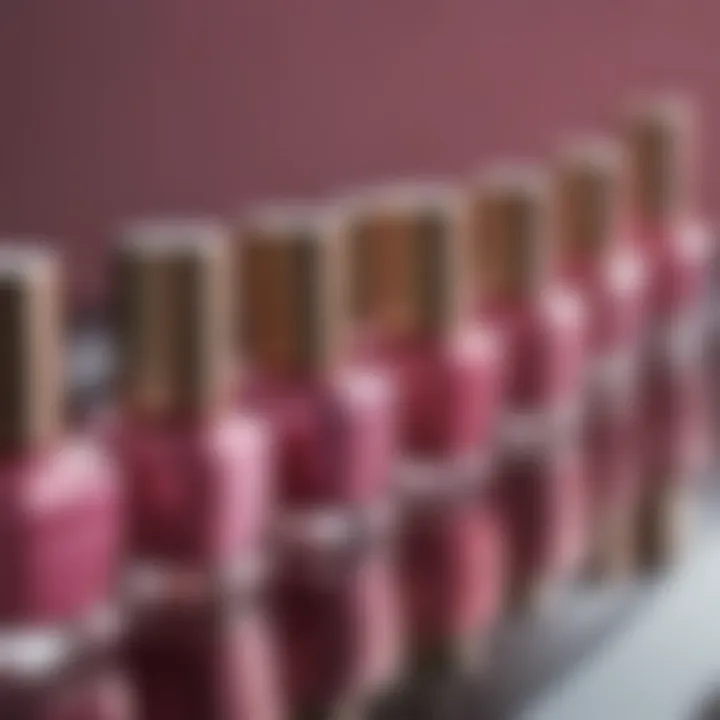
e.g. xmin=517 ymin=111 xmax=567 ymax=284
xmin=115 ymin=219 xmax=232 ymax=419
xmin=622 ymin=96 xmax=696 ymax=224
xmin=238 ymin=204 xmax=347 ymax=377
xmin=471 ymin=165 xmax=550 ymax=301
xmin=0 ymin=244 xmax=62 ymax=453
xmin=350 ymin=182 xmax=468 ymax=339
xmin=554 ymin=137 xmax=622 ymax=264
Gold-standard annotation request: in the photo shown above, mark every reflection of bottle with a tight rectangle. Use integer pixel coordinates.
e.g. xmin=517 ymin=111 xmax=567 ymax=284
xmin=237 ymin=206 xmax=401 ymax=716
xmin=126 ymin=596 xmax=285 ymax=720
xmin=112 ymin=221 xmax=283 ymax=719
xmin=0 ymin=245 xmax=129 ymax=717
xmin=1 ymin=662 xmax=134 ymax=720
xmin=622 ymin=98 xmax=713 ymax=569
xmin=470 ymin=168 xmax=588 ymax=611
xmin=350 ymin=184 xmax=504 ymax=677
xmin=553 ymin=139 xmax=648 ymax=578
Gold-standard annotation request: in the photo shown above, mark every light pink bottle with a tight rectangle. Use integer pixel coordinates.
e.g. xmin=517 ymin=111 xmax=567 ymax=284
xmin=622 ymin=97 xmax=713 ymax=566
xmin=470 ymin=168 xmax=588 ymax=610
xmin=349 ymin=184 xmax=505 ymax=676
xmin=237 ymin=207 xmax=402 ymax=716
xmin=0 ymin=245 xmax=129 ymax=718
xmin=112 ymin=221 xmax=284 ymax=719
xmin=553 ymin=139 xmax=649 ymax=576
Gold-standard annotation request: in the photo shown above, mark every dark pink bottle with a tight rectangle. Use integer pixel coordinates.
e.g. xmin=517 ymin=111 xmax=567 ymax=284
xmin=0 ymin=245 xmax=129 ymax=717
xmin=470 ymin=168 xmax=588 ymax=609
xmin=553 ymin=140 xmax=649 ymax=577
xmin=349 ymin=185 xmax=505 ymax=675
xmin=622 ymin=98 xmax=713 ymax=566
xmin=112 ymin=221 xmax=284 ymax=719
xmin=113 ymin=222 xmax=274 ymax=574
xmin=125 ymin=585 xmax=284 ymax=720
xmin=237 ymin=207 xmax=402 ymax=715
xmin=271 ymin=509 xmax=400 ymax=718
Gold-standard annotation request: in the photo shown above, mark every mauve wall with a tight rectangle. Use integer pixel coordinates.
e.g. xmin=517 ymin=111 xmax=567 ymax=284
xmin=0 ymin=0 xmax=717 ymax=307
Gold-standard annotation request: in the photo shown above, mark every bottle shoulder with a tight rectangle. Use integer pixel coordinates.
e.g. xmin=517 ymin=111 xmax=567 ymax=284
xmin=12 ymin=436 xmax=119 ymax=516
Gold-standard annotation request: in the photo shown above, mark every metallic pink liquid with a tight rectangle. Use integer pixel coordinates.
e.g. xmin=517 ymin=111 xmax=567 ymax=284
xmin=373 ymin=327 xmax=506 ymax=650
xmin=632 ymin=220 xmax=713 ymax=483
xmin=244 ymin=367 xmax=396 ymax=508
xmin=484 ymin=286 xmax=588 ymax=587
xmin=561 ymin=249 xmax=648 ymax=525
xmin=245 ymin=366 xmax=400 ymax=712
xmin=113 ymin=411 xmax=272 ymax=568
xmin=0 ymin=438 xmax=121 ymax=625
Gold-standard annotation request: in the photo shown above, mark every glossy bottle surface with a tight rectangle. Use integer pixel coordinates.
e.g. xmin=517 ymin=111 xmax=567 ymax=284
xmin=0 ymin=438 xmax=121 ymax=626
xmin=563 ymin=249 xmax=648 ymax=532
xmin=272 ymin=536 xmax=400 ymax=715
xmin=245 ymin=367 xmax=396 ymax=509
xmin=485 ymin=285 xmax=588 ymax=595
xmin=114 ymin=411 xmax=272 ymax=570
xmin=635 ymin=220 xmax=712 ymax=481
xmin=373 ymin=325 xmax=506 ymax=659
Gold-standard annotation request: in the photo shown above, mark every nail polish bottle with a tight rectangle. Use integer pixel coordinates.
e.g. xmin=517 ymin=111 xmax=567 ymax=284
xmin=238 ymin=207 xmax=397 ymax=510
xmin=622 ymin=98 xmax=713 ymax=567
xmin=113 ymin=221 xmax=272 ymax=578
xmin=237 ymin=206 xmax=401 ymax=717
xmin=470 ymin=169 xmax=588 ymax=610
xmin=553 ymin=140 xmax=648 ymax=577
xmin=349 ymin=184 xmax=505 ymax=677
xmin=0 ymin=245 xmax=126 ymax=713
xmin=111 ymin=222 xmax=283 ymax=719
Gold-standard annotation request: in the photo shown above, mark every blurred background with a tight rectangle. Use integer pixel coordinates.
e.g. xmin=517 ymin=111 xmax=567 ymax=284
xmin=1 ymin=0 xmax=718 ymax=309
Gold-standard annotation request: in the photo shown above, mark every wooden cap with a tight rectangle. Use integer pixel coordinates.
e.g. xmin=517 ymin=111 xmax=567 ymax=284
xmin=622 ymin=96 xmax=696 ymax=224
xmin=238 ymin=205 xmax=346 ymax=377
xmin=471 ymin=165 xmax=549 ymax=301
xmin=554 ymin=137 xmax=622 ymax=264
xmin=350 ymin=183 xmax=468 ymax=339
xmin=115 ymin=220 xmax=232 ymax=418
xmin=0 ymin=245 xmax=62 ymax=453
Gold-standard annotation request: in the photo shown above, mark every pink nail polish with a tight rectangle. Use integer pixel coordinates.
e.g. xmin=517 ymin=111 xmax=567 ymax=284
xmin=471 ymin=169 xmax=588 ymax=608
xmin=238 ymin=208 xmax=397 ymax=510
xmin=112 ymin=221 xmax=282 ymax=718
xmin=272 ymin=512 xmax=399 ymax=715
xmin=622 ymin=98 xmax=713 ymax=565
xmin=553 ymin=140 xmax=649 ymax=576
xmin=237 ymin=207 xmax=401 ymax=713
xmin=113 ymin=221 xmax=273 ymax=574
xmin=350 ymin=185 xmax=505 ymax=672
xmin=0 ymin=247 xmax=123 ymax=673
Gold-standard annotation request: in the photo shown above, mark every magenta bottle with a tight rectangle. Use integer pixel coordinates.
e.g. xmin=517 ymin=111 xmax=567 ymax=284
xmin=349 ymin=184 xmax=505 ymax=676
xmin=622 ymin=98 xmax=713 ymax=566
xmin=553 ymin=140 xmax=649 ymax=577
xmin=238 ymin=207 xmax=402 ymax=717
xmin=470 ymin=168 xmax=588 ymax=609
xmin=112 ymin=221 xmax=284 ymax=719
xmin=0 ymin=245 xmax=129 ymax=718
